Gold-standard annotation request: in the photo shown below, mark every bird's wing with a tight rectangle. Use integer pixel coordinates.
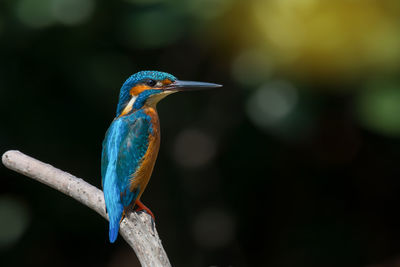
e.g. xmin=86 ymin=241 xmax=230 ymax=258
xmin=101 ymin=112 xmax=152 ymax=208
xmin=117 ymin=114 xmax=152 ymax=206
xmin=101 ymin=111 xmax=153 ymax=243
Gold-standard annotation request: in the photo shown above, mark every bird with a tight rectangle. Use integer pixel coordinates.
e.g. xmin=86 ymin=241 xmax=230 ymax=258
xmin=101 ymin=70 xmax=221 ymax=243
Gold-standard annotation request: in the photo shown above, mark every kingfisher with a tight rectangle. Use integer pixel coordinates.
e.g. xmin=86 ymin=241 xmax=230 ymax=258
xmin=101 ymin=70 xmax=221 ymax=243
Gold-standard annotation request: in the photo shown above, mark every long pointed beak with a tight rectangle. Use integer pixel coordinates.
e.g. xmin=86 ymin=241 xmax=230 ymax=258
xmin=165 ymin=80 xmax=222 ymax=91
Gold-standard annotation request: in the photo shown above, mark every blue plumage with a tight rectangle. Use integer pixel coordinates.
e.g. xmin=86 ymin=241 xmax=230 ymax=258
xmin=101 ymin=110 xmax=153 ymax=242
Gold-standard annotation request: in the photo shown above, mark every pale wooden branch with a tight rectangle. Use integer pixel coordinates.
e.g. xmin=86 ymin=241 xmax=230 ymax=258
xmin=2 ymin=150 xmax=171 ymax=267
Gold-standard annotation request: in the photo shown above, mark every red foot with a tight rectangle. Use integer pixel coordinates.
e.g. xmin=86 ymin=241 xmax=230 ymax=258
xmin=134 ymin=199 xmax=155 ymax=220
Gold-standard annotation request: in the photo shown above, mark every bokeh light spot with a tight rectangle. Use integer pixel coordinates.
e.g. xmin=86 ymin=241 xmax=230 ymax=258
xmin=0 ymin=196 xmax=30 ymax=249
xmin=192 ymin=208 xmax=235 ymax=249
xmin=121 ymin=10 xmax=182 ymax=48
xmin=51 ymin=0 xmax=94 ymax=25
xmin=246 ymin=81 xmax=298 ymax=129
xmin=124 ymin=0 xmax=167 ymax=4
xmin=16 ymin=0 xmax=55 ymax=28
xmin=356 ymin=81 xmax=400 ymax=137
xmin=231 ymin=49 xmax=274 ymax=88
xmin=185 ymin=0 xmax=233 ymax=20
xmin=173 ymin=129 xmax=216 ymax=169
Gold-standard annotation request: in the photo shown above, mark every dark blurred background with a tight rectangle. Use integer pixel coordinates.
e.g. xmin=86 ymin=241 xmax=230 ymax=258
xmin=1 ymin=0 xmax=400 ymax=266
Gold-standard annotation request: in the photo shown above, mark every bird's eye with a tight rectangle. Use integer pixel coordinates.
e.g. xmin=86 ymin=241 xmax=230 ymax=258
xmin=146 ymin=79 xmax=157 ymax=87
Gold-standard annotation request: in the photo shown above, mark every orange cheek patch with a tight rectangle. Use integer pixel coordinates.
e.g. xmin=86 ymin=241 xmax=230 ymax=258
xmin=161 ymin=79 xmax=173 ymax=86
xmin=130 ymin=84 xmax=150 ymax=96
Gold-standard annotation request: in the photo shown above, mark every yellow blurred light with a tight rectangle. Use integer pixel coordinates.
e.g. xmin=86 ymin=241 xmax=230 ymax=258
xmin=251 ymin=0 xmax=400 ymax=80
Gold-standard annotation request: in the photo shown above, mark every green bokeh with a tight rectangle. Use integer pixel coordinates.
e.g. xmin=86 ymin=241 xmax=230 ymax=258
xmin=0 ymin=196 xmax=30 ymax=249
xmin=121 ymin=9 xmax=183 ymax=48
xmin=356 ymin=81 xmax=400 ymax=137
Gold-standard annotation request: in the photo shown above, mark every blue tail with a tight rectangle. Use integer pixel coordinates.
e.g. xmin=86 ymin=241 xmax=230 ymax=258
xmin=106 ymin=200 xmax=124 ymax=243
xmin=109 ymin=220 xmax=120 ymax=243
xmin=103 ymin=171 xmax=124 ymax=243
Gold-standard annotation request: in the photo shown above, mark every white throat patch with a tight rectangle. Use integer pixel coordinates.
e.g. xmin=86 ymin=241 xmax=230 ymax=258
xmin=120 ymin=95 xmax=137 ymax=116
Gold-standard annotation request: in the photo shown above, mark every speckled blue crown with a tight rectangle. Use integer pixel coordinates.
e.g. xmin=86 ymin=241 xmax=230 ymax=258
xmin=116 ymin=71 xmax=177 ymax=116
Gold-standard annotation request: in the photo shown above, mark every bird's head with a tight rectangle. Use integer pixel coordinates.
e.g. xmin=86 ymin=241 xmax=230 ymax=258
xmin=116 ymin=71 xmax=221 ymax=117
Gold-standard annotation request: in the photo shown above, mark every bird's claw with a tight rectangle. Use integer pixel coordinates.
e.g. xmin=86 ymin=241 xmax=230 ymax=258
xmin=134 ymin=199 xmax=155 ymax=221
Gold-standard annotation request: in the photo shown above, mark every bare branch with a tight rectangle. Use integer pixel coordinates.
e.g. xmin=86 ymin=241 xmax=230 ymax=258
xmin=2 ymin=150 xmax=171 ymax=267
